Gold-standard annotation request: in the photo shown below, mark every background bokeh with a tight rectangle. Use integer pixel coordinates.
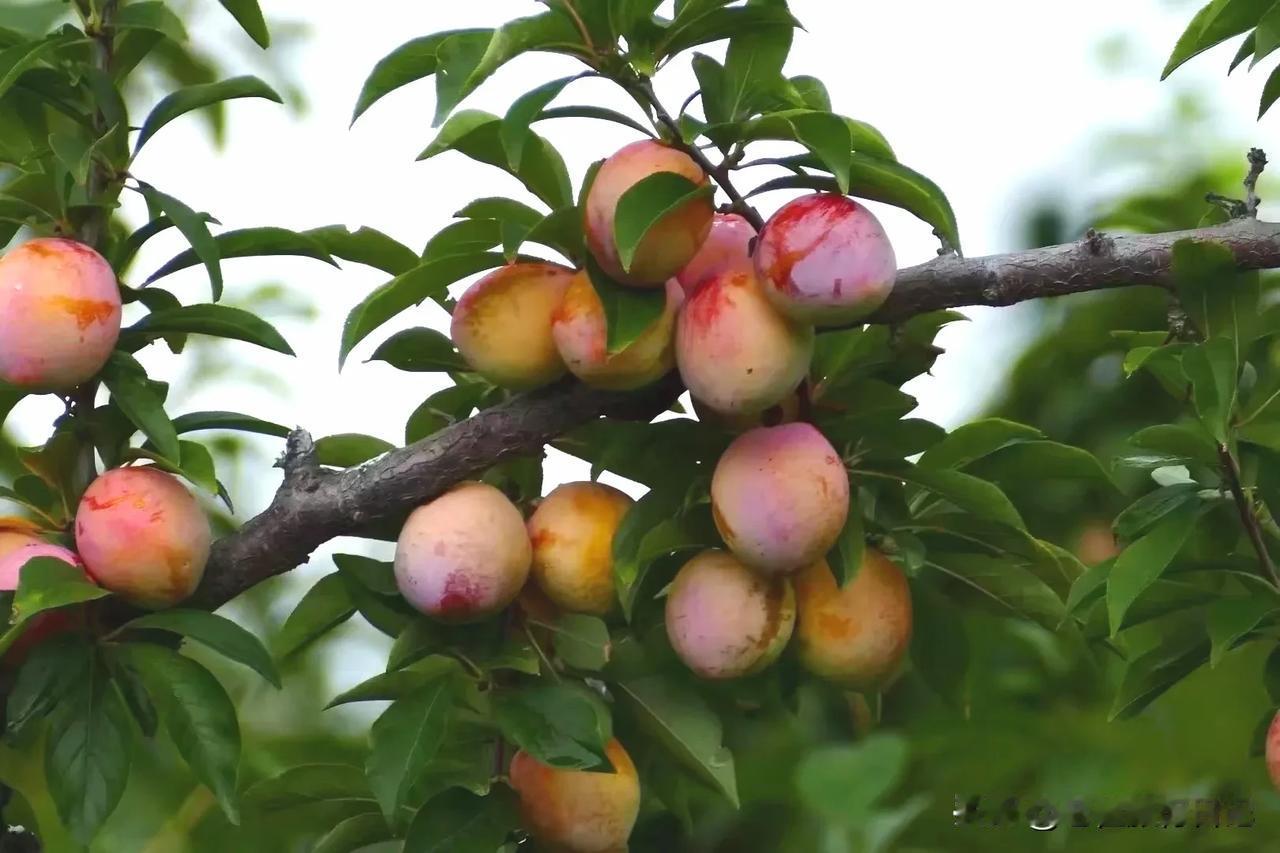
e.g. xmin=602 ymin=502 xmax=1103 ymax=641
xmin=5 ymin=0 xmax=1280 ymax=850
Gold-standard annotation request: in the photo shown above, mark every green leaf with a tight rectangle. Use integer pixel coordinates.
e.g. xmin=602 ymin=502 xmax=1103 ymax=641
xmin=101 ymin=353 xmax=180 ymax=461
xmin=659 ymin=4 xmax=800 ymax=59
xmin=1128 ymin=423 xmax=1219 ymax=466
xmin=874 ymin=463 xmax=1026 ymax=531
xmin=339 ymin=253 xmax=505 ymax=367
xmin=276 ymin=573 xmax=357 ymax=659
xmin=120 ymin=610 xmax=280 ymax=687
xmin=721 ymin=16 xmax=794 ymax=120
xmin=3 ymin=558 xmax=108 ymax=651
xmin=171 ymin=410 xmax=290 ymax=438
xmin=827 ymin=492 xmax=865 ymax=587
xmin=549 ymin=613 xmax=612 ymax=671
xmin=928 ymin=553 xmax=1066 ymax=631
xmin=244 ymin=764 xmax=375 ymax=813
xmin=493 ymin=684 xmax=612 ymax=770
xmin=115 ymin=2 xmax=189 ymax=43
xmin=1113 ymin=484 xmax=1201 ymax=542
xmin=795 ymin=734 xmax=909 ymax=826
xmin=1109 ymin=630 xmax=1210 ymax=720
xmin=909 ymin=576 xmax=968 ymax=706
xmin=1207 ymin=596 xmax=1277 ymax=666
xmin=333 ymin=553 xmax=400 ymax=597
xmin=312 ymin=813 xmax=393 ymax=853
xmin=1106 ymin=503 xmax=1201 ymax=635
xmin=366 ymin=677 xmax=457 ymax=823
xmin=1171 ymin=237 xmax=1260 ymax=342
xmin=405 ymin=384 xmax=485 ymax=444
xmin=145 ymin=226 xmax=336 ymax=283
xmin=585 ymin=255 xmax=668 ymax=354
xmin=126 ymin=304 xmax=294 ymax=355
xmin=217 ymin=0 xmax=270 ymax=48
xmin=135 ymin=76 xmax=281 ymax=151
xmin=1183 ymin=338 xmax=1237 ymax=442
xmin=613 ymin=171 xmax=715 ymax=275
xmin=326 ymin=656 xmax=462 ymax=708
xmin=536 ymin=105 xmax=654 ymax=137
xmin=369 ymin=327 xmax=467 ymax=373
xmin=121 ymin=643 xmax=242 ymax=823
xmin=615 ymin=675 xmax=738 ymax=807
xmin=1265 ymin=644 xmax=1280 ymax=703
xmin=612 ymin=486 xmax=688 ymax=612
xmin=5 ymin=634 xmax=92 ymax=740
xmin=45 ymin=651 xmax=132 ymax=844
xmin=314 ymin=433 xmax=396 ymax=468
xmin=788 ymin=112 xmax=853 ymax=193
xmin=137 ymin=183 xmax=223 ymax=301
xmin=967 ymin=441 xmax=1117 ymax=488
xmin=1262 ymin=58 xmax=1280 ymax=116
xmin=502 ymin=75 xmax=578 ymax=169
xmin=404 ymin=787 xmax=519 ymax=853
xmin=422 ymin=219 xmax=502 ymax=260
xmin=1162 ymin=0 xmax=1272 ymax=78
xmin=306 ymin=225 xmax=419 ymax=275
xmin=418 ymin=110 xmax=572 ymax=210
xmin=0 ymin=36 xmax=57 ymax=102
xmin=351 ymin=29 xmax=491 ymax=123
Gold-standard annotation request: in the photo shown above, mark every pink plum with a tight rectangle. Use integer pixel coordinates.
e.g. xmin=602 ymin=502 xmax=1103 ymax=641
xmin=584 ymin=140 xmax=714 ymax=287
xmin=754 ymin=194 xmax=896 ymax=326
xmin=394 ymin=482 xmax=531 ymax=623
xmin=675 ymin=212 xmax=757 ymax=295
xmin=665 ymin=549 xmax=795 ymax=679
xmin=0 ymin=237 xmax=122 ymax=391
xmin=675 ymin=269 xmax=814 ymax=416
xmin=710 ymin=422 xmax=849 ymax=575
xmin=75 ymin=467 xmax=212 ymax=609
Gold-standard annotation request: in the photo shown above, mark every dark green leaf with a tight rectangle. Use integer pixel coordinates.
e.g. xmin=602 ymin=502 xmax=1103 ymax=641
xmin=126 ymin=304 xmax=294 ymax=355
xmin=145 ymin=226 xmax=336 ymax=283
xmin=1265 ymin=644 xmax=1280 ymax=703
xmin=312 ymin=813 xmax=393 ymax=853
xmin=333 ymin=553 xmax=400 ymax=597
xmin=115 ymin=2 xmax=189 ymax=43
xmin=1106 ymin=503 xmax=1201 ymax=635
xmin=0 ymin=36 xmax=58 ymax=102
xmin=493 ymin=684 xmax=612 ymax=770
xmin=217 ymin=0 xmax=270 ymax=48
xmin=795 ymin=734 xmax=908 ymax=825
xmin=1163 ymin=0 xmax=1271 ymax=79
xmin=404 ymin=787 xmax=519 ymax=853
xmin=1113 ymin=484 xmax=1201 ymax=541
xmin=585 ymin=255 xmax=667 ymax=354
xmin=366 ymin=677 xmax=457 ymax=822
xmin=967 ymin=441 xmax=1117 ymax=488
xmin=100 ymin=354 xmax=180 ymax=462
xmin=121 ymin=610 xmax=280 ymax=687
xmin=3 ymin=559 xmax=108 ymax=653
xmin=171 ymin=410 xmax=290 ymax=438
xmin=721 ymin=17 xmax=794 ymax=120
xmin=276 ymin=573 xmax=357 ymax=659
xmin=135 ymin=76 xmax=281 ymax=151
xmin=121 ymin=643 xmax=242 ymax=823
xmin=1128 ymin=423 xmax=1218 ymax=466
xmin=405 ymin=383 xmax=485 ymax=444
xmin=369 ymin=327 xmax=466 ymax=373
xmin=307 ymin=225 xmax=419 ymax=275
xmin=1109 ymin=630 xmax=1210 ymax=720
xmin=326 ymin=656 xmax=462 ymax=708
xmin=536 ymin=105 xmax=653 ymax=136
xmin=502 ymin=75 xmax=577 ymax=168
xmin=909 ymin=576 xmax=968 ymax=707
xmin=549 ymin=613 xmax=612 ymax=671
xmin=244 ymin=764 xmax=375 ymax=814
xmin=873 ymin=463 xmax=1026 ymax=531
xmin=929 ymin=553 xmax=1066 ymax=631
xmin=613 ymin=171 xmax=715 ymax=275
xmin=826 ymin=490 xmax=865 ymax=587
xmin=1207 ymin=596 xmax=1277 ymax=666
xmin=137 ymin=183 xmax=223 ymax=300
xmin=314 ymin=433 xmax=396 ymax=468
xmin=659 ymin=5 xmax=800 ymax=58
xmin=351 ymin=29 xmax=491 ymax=123
xmin=5 ymin=634 xmax=92 ymax=739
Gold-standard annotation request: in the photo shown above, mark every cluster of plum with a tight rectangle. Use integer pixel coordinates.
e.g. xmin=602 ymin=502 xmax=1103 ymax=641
xmin=0 ymin=238 xmax=213 ymax=650
xmin=390 ymin=139 xmax=915 ymax=851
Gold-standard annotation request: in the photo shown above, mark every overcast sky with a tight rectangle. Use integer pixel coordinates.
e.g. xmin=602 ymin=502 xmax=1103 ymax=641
xmin=8 ymin=0 xmax=1275 ymax=694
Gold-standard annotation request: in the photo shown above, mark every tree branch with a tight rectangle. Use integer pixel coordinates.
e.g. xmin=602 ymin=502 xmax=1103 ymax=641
xmin=1219 ymin=442 xmax=1280 ymax=586
xmin=184 ymin=217 xmax=1280 ymax=611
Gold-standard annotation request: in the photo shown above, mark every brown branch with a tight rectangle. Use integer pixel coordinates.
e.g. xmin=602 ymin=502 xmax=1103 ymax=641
xmin=183 ymin=217 xmax=1280 ymax=611
xmin=1219 ymin=443 xmax=1280 ymax=587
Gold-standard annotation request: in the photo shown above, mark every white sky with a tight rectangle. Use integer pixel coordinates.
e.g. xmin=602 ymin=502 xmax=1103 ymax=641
xmin=8 ymin=0 xmax=1275 ymax=695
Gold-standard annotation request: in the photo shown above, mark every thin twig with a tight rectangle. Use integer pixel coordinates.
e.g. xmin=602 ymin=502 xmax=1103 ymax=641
xmin=1219 ymin=442 xmax=1280 ymax=587
xmin=1245 ymin=148 xmax=1268 ymax=217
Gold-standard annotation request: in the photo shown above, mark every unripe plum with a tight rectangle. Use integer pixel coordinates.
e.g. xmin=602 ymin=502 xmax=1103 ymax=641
xmin=711 ymin=423 xmax=849 ymax=575
xmin=450 ymin=262 xmax=574 ymax=390
xmin=794 ymin=551 xmax=912 ymax=689
xmin=675 ymin=212 xmax=756 ymax=294
xmin=585 ymin=140 xmax=714 ymax=287
xmin=395 ymin=482 xmax=530 ymax=623
xmin=527 ymin=482 xmax=633 ymax=615
xmin=0 ymin=543 xmax=91 ymax=664
xmin=552 ymin=271 xmax=683 ymax=390
xmin=75 ymin=467 xmax=211 ymax=609
xmin=510 ymin=738 xmax=640 ymax=853
xmin=1268 ymin=710 xmax=1280 ymax=791
xmin=665 ymin=549 xmax=795 ymax=679
xmin=675 ymin=269 xmax=814 ymax=416
xmin=755 ymin=194 xmax=896 ymax=326
xmin=0 ymin=237 xmax=122 ymax=390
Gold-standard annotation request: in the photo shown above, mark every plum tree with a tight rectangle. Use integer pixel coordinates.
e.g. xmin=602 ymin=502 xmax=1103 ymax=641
xmin=793 ymin=551 xmax=912 ymax=689
xmin=510 ymin=738 xmax=640 ymax=852
xmin=552 ymin=273 xmax=683 ymax=390
xmin=710 ymin=423 xmax=849 ymax=574
xmin=394 ymin=482 xmax=531 ymax=622
xmin=665 ymin=549 xmax=796 ymax=679
xmin=527 ymin=481 xmax=633 ymax=615
xmin=754 ymin=194 xmax=897 ymax=325
xmin=676 ymin=268 xmax=814 ymax=414
xmin=451 ymin=262 xmax=575 ymax=389
xmin=0 ymin=238 xmax=121 ymax=390
xmin=584 ymin=140 xmax=714 ymax=286
xmin=74 ymin=468 xmax=211 ymax=609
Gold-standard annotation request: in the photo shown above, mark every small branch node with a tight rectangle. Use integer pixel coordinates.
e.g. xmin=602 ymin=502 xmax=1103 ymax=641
xmin=1246 ymin=147 xmax=1268 ymax=217
xmin=277 ymin=429 xmax=321 ymax=488
xmin=1084 ymin=228 xmax=1112 ymax=256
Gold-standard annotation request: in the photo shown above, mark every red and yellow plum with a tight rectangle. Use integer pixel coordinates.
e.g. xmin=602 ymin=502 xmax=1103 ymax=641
xmin=711 ymin=423 xmax=849 ymax=574
xmin=394 ymin=482 xmax=530 ymax=622
xmin=527 ymin=481 xmax=633 ymax=615
xmin=794 ymin=551 xmax=912 ymax=689
xmin=75 ymin=467 xmax=211 ymax=609
xmin=552 ymin=271 xmax=683 ymax=390
xmin=585 ymin=140 xmax=714 ymax=287
xmin=676 ymin=212 xmax=756 ymax=294
xmin=755 ymin=194 xmax=896 ymax=326
xmin=510 ymin=738 xmax=640 ymax=853
xmin=665 ymin=549 xmax=795 ymax=679
xmin=675 ymin=269 xmax=814 ymax=415
xmin=0 ymin=238 xmax=122 ymax=391
xmin=450 ymin=262 xmax=574 ymax=390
